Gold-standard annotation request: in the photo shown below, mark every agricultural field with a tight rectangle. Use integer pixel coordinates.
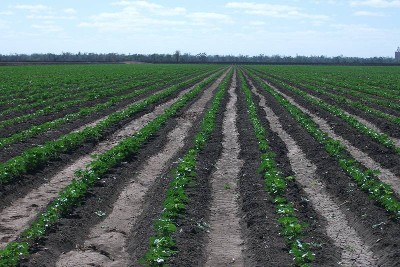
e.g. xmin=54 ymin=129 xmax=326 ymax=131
xmin=0 ymin=64 xmax=399 ymax=267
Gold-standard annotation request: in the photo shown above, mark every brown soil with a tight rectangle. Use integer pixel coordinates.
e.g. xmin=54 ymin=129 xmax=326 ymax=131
xmin=247 ymin=72 xmax=400 ymax=266
xmin=248 ymin=77 xmax=377 ymax=266
xmin=266 ymin=75 xmax=400 ymax=143
xmin=266 ymin=81 xmax=400 ymax=197
xmin=4 ymin=66 xmax=399 ymax=267
xmin=0 ymin=77 xmax=210 ymax=249
xmin=234 ymin=75 xmax=294 ymax=267
xmin=0 ymin=74 xmax=204 ymax=163
xmin=21 ymin=70 xmax=229 ymax=266
xmin=204 ymin=71 xmax=245 ymax=267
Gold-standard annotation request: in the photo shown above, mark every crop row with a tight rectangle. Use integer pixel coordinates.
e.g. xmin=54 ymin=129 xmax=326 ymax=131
xmin=0 ymin=71 xmax=137 ymax=114
xmin=245 ymin=68 xmax=400 ymax=219
xmin=294 ymin=77 xmax=400 ymax=112
xmin=0 ymin=65 xmax=217 ymax=120
xmin=253 ymin=71 xmax=400 ymax=154
xmin=239 ymin=70 xmax=315 ymax=266
xmin=0 ymin=68 xmax=206 ymax=128
xmin=250 ymin=66 xmax=400 ymax=112
xmin=0 ymin=69 xmax=224 ymax=184
xmin=267 ymin=74 xmax=400 ymax=126
xmin=0 ymin=65 xmax=216 ymax=105
xmin=0 ymin=69 xmax=217 ymax=150
xmin=142 ymin=69 xmax=232 ymax=266
xmin=0 ymin=68 xmax=227 ymax=267
xmin=254 ymin=65 xmax=400 ymax=98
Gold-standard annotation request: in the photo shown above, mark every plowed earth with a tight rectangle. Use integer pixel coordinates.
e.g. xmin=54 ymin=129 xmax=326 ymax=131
xmin=1 ymin=66 xmax=399 ymax=267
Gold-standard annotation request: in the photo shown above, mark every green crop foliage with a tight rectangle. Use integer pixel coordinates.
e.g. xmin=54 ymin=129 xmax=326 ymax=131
xmin=0 ymin=69 xmax=218 ymax=149
xmin=262 ymin=74 xmax=400 ymax=126
xmin=245 ymin=67 xmax=400 ymax=220
xmin=248 ymin=65 xmax=400 ymax=111
xmin=0 ymin=67 xmax=211 ymax=130
xmin=0 ymin=64 xmax=219 ymax=116
xmin=251 ymin=72 xmax=400 ymax=155
xmin=239 ymin=70 xmax=315 ymax=266
xmin=0 ymin=67 xmax=228 ymax=267
xmin=0 ymin=69 xmax=225 ymax=185
xmin=142 ymin=69 xmax=233 ymax=266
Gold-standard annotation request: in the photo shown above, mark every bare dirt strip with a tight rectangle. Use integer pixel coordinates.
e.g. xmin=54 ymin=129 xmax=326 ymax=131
xmin=265 ymin=80 xmax=400 ymax=197
xmin=248 ymin=77 xmax=377 ymax=266
xmin=0 ymin=73 xmax=219 ymax=208
xmin=167 ymin=70 xmax=292 ymax=267
xmin=204 ymin=71 xmax=245 ymax=267
xmin=235 ymin=77 xmax=294 ymax=266
xmin=246 ymin=72 xmax=400 ymax=266
xmin=0 ymin=71 xmax=227 ymax=250
xmin=53 ymin=71 xmax=229 ymax=266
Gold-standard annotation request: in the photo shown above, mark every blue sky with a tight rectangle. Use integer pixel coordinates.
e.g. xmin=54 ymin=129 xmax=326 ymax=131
xmin=0 ymin=0 xmax=399 ymax=57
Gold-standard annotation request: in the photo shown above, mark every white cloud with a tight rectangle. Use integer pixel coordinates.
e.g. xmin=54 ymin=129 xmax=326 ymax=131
xmin=0 ymin=18 xmax=10 ymax=29
xmin=330 ymin=23 xmax=383 ymax=34
xmin=14 ymin=4 xmax=51 ymax=13
xmin=0 ymin=10 xmax=13 ymax=16
xmin=350 ymin=0 xmax=400 ymax=8
xmin=188 ymin=12 xmax=234 ymax=25
xmin=249 ymin=21 xmax=266 ymax=26
xmin=79 ymin=7 xmax=186 ymax=32
xmin=353 ymin=10 xmax=386 ymax=16
xmin=27 ymin=14 xmax=76 ymax=20
xmin=64 ymin=8 xmax=77 ymax=15
xmin=80 ymin=1 xmax=232 ymax=32
xmin=112 ymin=1 xmax=186 ymax=16
xmin=32 ymin=23 xmax=63 ymax=33
xmin=226 ymin=2 xmax=329 ymax=20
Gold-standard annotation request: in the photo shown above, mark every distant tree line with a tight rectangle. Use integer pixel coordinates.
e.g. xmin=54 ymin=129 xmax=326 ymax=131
xmin=0 ymin=51 xmax=398 ymax=65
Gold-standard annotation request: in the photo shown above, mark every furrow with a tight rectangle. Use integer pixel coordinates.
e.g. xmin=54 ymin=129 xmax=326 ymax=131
xmin=279 ymin=83 xmax=400 ymax=148
xmin=264 ymin=80 xmax=400 ymax=197
xmin=0 ymin=71 xmax=215 ymax=162
xmin=249 ymin=78 xmax=377 ymax=266
xmin=205 ymin=71 xmax=245 ymax=267
xmin=0 ymin=74 xmax=223 ymax=249
xmin=54 ymin=71 xmax=228 ymax=267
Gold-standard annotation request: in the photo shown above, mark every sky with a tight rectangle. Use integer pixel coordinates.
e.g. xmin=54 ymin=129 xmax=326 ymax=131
xmin=0 ymin=0 xmax=399 ymax=57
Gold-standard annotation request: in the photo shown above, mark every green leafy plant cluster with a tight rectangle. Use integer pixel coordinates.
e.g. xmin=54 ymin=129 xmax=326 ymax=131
xmin=284 ymin=77 xmax=400 ymax=126
xmin=0 ymin=70 xmax=131 ymax=116
xmin=259 ymin=75 xmax=400 ymax=154
xmin=0 ymin=69 xmax=217 ymax=149
xmin=250 ymin=68 xmax=400 ymax=127
xmin=304 ymin=78 xmax=400 ymax=111
xmin=0 ymin=69 xmax=225 ymax=185
xmin=246 ymin=69 xmax=400 ymax=219
xmin=249 ymin=65 xmax=400 ymax=101
xmin=0 ymin=68 xmax=208 ymax=129
xmin=0 ymin=68 xmax=227 ymax=267
xmin=239 ymin=70 xmax=314 ymax=267
xmin=0 ymin=64 xmax=219 ymax=116
xmin=248 ymin=66 xmax=400 ymax=112
xmin=142 ymin=69 xmax=232 ymax=266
